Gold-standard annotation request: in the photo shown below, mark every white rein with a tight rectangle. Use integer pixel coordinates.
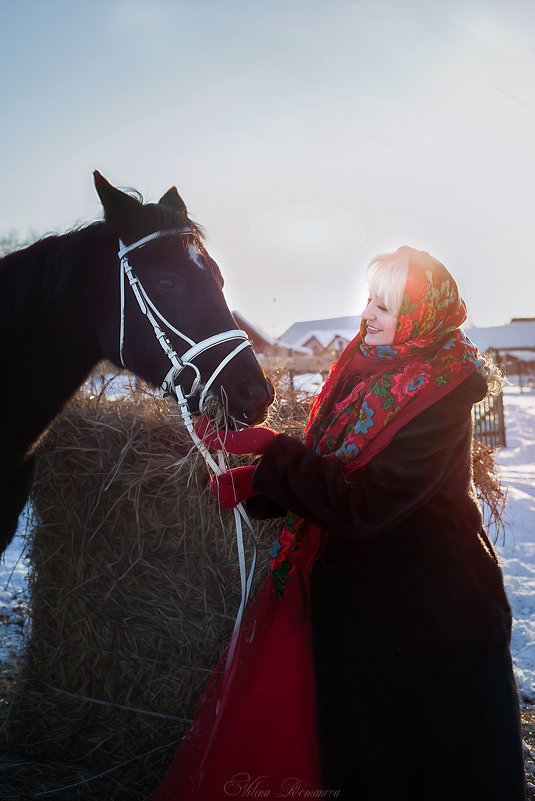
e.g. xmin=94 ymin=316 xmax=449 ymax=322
xmin=118 ymin=229 xmax=258 ymax=655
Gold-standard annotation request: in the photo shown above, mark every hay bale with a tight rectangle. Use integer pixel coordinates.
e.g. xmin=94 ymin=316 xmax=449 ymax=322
xmin=6 ymin=384 xmax=283 ymax=777
xmin=5 ymin=374 xmax=504 ymax=795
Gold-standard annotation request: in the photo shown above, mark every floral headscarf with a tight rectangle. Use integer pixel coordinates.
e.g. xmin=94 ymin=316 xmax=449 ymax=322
xmin=270 ymin=246 xmax=484 ymax=597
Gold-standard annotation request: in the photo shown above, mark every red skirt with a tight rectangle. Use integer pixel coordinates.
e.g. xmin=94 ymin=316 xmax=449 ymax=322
xmin=154 ymin=528 xmax=324 ymax=801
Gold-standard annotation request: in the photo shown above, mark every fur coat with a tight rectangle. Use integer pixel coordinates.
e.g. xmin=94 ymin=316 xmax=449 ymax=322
xmin=249 ymin=371 xmax=526 ymax=801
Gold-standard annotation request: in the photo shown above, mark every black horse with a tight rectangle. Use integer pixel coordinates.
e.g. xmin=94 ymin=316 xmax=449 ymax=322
xmin=0 ymin=171 xmax=274 ymax=554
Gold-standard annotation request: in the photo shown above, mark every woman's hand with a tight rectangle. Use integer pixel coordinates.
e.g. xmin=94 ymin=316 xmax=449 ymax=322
xmin=195 ymin=417 xmax=278 ymax=455
xmin=210 ymin=466 xmax=258 ymax=509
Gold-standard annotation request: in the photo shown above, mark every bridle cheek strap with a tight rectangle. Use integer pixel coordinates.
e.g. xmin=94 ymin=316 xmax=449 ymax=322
xmin=117 ymin=230 xmax=258 ymax=658
xmin=200 ymin=339 xmax=251 ymax=411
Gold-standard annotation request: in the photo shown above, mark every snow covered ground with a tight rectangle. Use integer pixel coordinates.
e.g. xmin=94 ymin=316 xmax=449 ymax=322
xmin=1 ymin=381 xmax=535 ymax=702
xmin=0 ymin=506 xmax=30 ymax=673
xmin=494 ymin=382 xmax=535 ymax=703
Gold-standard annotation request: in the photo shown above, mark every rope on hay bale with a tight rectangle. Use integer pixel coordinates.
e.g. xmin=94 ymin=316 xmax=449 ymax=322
xmin=5 ymin=372 xmax=505 ymax=794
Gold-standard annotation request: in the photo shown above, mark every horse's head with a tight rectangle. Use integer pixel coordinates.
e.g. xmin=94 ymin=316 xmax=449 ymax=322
xmin=93 ymin=171 xmax=273 ymax=425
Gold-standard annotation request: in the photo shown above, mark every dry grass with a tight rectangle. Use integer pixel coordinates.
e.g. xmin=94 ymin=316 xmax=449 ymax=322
xmin=523 ymin=707 xmax=535 ymax=797
xmin=0 ymin=373 xmax=510 ymax=799
xmin=472 ymin=438 xmax=508 ymax=541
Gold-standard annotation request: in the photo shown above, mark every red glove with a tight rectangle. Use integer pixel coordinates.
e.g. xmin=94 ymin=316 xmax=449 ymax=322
xmin=195 ymin=416 xmax=277 ymax=455
xmin=210 ymin=466 xmax=258 ymax=509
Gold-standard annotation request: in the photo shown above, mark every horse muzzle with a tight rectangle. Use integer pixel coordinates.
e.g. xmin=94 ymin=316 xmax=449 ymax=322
xmin=230 ymin=376 xmax=275 ymax=426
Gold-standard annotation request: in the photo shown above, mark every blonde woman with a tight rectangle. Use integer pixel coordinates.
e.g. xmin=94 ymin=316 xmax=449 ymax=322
xmin=156 ymin=246 xmax=525 ymax=801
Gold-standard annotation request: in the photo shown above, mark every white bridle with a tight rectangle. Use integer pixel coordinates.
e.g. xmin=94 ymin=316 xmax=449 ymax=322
xmin=118 ymin=228 xmax=251 ymax=412
xmin=117 ymin=228 xmax=258 ymax=677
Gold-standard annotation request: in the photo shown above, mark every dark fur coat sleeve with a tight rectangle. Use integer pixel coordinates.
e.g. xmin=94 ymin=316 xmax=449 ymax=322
xmin=251 ymin=373 xmax=487 ymax=542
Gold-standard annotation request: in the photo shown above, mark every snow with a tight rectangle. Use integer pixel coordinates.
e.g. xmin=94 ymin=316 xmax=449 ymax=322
xmin=292 ymin=372 xmax=325 ymax=394
xmin=507 ymin=351 xmax=535 ymax=363
xmin=0 ymin=507 xmax=31 ymax=671
xmin=1 ymin=382 xmax=535 ymax=703
xmin=494 ymin=383 xmax=535 ymax=703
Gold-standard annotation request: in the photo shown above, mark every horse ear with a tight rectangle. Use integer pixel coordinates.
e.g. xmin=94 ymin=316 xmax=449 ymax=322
xmin=159 ymin=187 xmax=187 ymax=215
xmin=93 ymin=170 xmax=141 ymax=227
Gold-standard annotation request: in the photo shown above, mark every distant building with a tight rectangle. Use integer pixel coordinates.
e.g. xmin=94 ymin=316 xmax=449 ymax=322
xmin=464 ymin=319 xmax=535 ymax=355
xmin=280 ymin=315 xmax=361 ymax=346
xmin=279 ymin=315 xmax=360 ymax=359
xmin=232 ymin=311 xmax=311 ymax=358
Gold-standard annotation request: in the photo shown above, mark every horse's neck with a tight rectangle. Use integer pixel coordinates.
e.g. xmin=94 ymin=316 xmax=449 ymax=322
xmin=0 ymin=227 xmax=109 ymax=455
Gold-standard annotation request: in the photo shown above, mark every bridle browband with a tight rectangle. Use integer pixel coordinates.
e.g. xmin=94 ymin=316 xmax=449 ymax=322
xmin=118 ymin=228 xmax=251 ymax=411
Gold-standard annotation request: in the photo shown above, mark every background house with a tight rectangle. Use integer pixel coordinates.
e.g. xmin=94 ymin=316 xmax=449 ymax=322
xmin=465 ymin=318 xmax=535 ymax=356
xmin=465 ymin=318 xmax=535 ymax=390
xmin=280 ymin=315 xmax=361 ymax=350
xmin=232 ymin=311 xmax=312 ymax=369
xmin=278 ymin=315 xmax=360 ymax=365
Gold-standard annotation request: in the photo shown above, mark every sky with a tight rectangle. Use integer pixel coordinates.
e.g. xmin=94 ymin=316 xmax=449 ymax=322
xmin=1 ymin=0 xmax=534 ymax=338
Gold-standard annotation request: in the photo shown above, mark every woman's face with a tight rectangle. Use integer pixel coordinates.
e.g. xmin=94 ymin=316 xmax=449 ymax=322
xmin=361 ymin=294 xmax=398 ymax=346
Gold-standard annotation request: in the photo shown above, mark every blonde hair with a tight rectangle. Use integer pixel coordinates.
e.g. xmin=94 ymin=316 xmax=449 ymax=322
xmin=366 ymin=249 xmax=410 ymax=317
xmin=478 ymin=356 xmax=506 ymax=396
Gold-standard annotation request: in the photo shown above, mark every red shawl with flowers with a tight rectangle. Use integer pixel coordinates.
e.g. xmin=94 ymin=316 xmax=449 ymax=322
xmin=269 ymin=253 xmax=483 ymax=596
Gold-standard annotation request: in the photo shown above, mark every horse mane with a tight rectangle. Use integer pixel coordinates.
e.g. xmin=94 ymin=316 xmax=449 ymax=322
xmin=0 ymin=223 xmax=106 ymax=341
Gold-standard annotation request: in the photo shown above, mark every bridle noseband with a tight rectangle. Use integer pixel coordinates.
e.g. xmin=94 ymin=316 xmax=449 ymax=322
xmin=118 ymin=229 xmax=251 ymax=410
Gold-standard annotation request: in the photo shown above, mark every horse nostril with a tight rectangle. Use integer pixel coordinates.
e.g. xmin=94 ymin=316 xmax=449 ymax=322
xmin=235 ymin=379 xmax=274 ymax=423
xmin=236 ymin=379 xmax=271 ymax=404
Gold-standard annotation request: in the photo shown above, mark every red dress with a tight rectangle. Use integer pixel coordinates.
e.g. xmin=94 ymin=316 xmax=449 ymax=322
xmin=154 ymin=527 xmax=324 ymax=801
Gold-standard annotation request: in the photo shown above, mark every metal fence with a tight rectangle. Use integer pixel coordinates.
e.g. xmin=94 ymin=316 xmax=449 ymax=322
xmin=472 ymin=391 xmax=506 ymax=448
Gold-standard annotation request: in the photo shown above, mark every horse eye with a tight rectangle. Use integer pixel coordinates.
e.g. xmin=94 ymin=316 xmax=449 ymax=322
xmin=157 ymin=278 xmax=176 ymax=290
